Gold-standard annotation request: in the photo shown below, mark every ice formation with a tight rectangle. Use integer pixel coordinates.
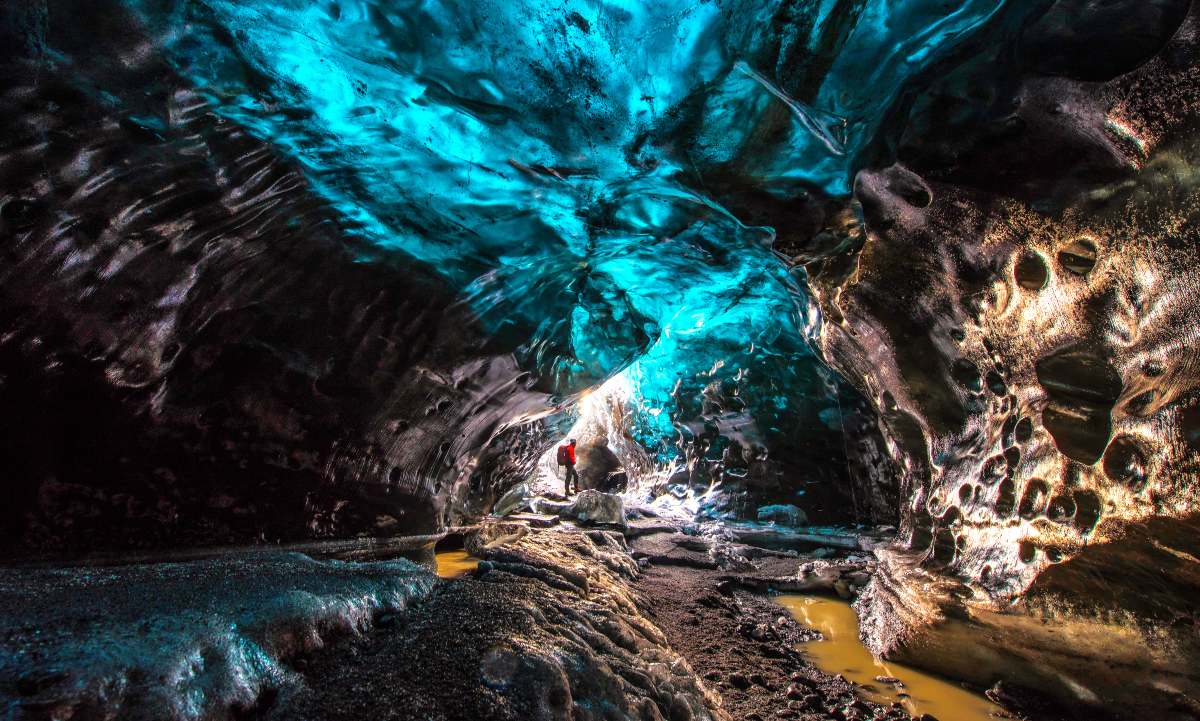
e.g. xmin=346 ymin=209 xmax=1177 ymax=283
xmin=0 ymin=553 xmax=434 ymax=720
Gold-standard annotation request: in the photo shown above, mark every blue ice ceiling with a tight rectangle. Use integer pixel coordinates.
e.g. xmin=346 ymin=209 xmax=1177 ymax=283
xmin=128 ymin=0 xmax=1011 ymax=459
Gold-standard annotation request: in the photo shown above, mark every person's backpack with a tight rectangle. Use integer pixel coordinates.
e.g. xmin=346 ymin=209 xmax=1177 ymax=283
xmin=556 ymin=445 xmax=570 ymax=466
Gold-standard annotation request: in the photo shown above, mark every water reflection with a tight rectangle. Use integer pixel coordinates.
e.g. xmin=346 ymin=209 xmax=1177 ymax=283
xmin=435 ymin=549 xmax=479 ymax=578
xmin=777 ymin=594 xmax=1003 ymax=721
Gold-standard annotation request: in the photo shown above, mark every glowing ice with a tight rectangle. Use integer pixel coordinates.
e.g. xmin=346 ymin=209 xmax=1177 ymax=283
xmin=124 ymin=0 xmax=1015 ymax=479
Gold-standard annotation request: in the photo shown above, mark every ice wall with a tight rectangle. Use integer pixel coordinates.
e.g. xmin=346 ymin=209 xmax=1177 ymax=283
xmin=125 ymin=0 xmax=1015 ymax=409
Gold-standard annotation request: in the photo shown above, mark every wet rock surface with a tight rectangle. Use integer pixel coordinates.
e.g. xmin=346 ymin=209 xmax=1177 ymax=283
xmin=806 ymin=4 xmax=1200 ymax=716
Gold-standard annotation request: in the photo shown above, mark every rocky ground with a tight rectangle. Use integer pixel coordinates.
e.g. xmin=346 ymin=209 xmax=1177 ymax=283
xmin=638 ymin=563 xmax=902 ymax=721
xmin=258 ymin=519 xmax=952 ymax=721
xmin=1 ymin=514 xmax=1059 ymax=721
xmin=267 ymin=523 xmax=725 ymax=721
xmin=626 ymin=526 xmax=911 ymax=721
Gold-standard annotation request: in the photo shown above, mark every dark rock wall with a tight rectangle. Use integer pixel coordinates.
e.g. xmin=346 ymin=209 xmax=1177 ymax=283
xmin=806 ymin=0 xmax=1200 ymax=715
xmin=0 ymin=3 xmax=551 ymax=553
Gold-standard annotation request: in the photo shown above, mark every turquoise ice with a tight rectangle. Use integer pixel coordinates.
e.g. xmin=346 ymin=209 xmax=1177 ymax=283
xmin=126 ymin=0 xmax=1016 ymax=462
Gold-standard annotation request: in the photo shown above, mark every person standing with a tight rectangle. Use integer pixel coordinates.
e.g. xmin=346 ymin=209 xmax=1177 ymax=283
xmin=557 ymin=439 xmax=578 ymax=496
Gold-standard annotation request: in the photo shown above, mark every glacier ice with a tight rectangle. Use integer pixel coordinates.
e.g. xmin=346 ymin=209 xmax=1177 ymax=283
xmin=0 ymin=552 xmax=435 ymax=720
xmin=118 ymin=0 xmax=1016 ymax=471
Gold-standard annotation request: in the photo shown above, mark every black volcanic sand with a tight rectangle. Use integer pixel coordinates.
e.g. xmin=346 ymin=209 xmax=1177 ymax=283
xmin=277 ymin=571 xmax=895 ymax=721
xmin=240 ymin=523 xmax=1053 ymax=721
xmin=635 ymin=564 xmax=911 ymax=721
xmin=275 ymin=575 xmax=593 ymax=721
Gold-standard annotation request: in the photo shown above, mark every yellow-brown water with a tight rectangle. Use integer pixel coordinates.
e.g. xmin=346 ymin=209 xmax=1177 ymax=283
xmin=777 ymin=594 xmax=1004 ymax=721
xmin=435 ymin=549 xmax=479 ymax=578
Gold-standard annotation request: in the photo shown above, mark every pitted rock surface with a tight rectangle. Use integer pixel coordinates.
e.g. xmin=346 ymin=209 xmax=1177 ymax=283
xmin=805 ymin=3 xmax=1200 ymax=716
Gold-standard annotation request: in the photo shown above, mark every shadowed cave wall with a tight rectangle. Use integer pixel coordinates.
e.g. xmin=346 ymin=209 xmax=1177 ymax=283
xmin=0 ymin=2 xmax=553 ymax=550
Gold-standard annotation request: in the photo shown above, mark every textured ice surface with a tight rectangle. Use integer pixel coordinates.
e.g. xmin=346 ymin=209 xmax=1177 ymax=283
xmin=0 ymin=553 xmax=434 ymax=720
xmin=121 ymin=0 xmax=1012 ymax=460
xmin=0 ymin=0 xmax=1016 ymax=548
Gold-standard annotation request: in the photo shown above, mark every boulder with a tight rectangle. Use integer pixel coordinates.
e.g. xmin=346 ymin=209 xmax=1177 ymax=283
xmin=629 ymin=532 xmax=718 ymax=570
xmin=562 ymin=490 xmax=626 ymax=527
xmin=493 ymin=483 xmax=532 ymax=517
xmin=756 ymin=504 xmax=808 ymax=526
xmin=602 ymin=470 xmax=629 ymax=494
xmin=529 ymin=498 xmax=572 ymax=516
xmin=506 ymin=513 xmax=561 ymax=528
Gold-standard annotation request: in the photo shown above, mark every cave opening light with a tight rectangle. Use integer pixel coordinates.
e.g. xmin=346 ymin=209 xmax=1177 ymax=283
xmin=531 ymin=368 xmax=727 ymax=521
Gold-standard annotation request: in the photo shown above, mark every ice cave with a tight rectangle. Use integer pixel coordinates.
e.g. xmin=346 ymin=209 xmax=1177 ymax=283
xmin=1 ymin=0 xmax=1198 ymax=719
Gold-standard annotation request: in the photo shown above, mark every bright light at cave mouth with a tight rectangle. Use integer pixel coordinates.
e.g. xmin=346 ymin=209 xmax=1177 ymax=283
xmin=533 ymin=369 xmax=731 ymax=520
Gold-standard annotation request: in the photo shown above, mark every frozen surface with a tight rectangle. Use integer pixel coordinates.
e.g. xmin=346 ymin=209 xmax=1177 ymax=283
xmin=120 ymin=0 xmax=1015 ymax=462
xmin=0 ymin=553 xmax=434 ymax=720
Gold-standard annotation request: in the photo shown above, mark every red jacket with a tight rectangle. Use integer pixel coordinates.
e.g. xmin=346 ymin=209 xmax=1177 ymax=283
xmin=565 ymin=444 xmax=576 ymax=464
